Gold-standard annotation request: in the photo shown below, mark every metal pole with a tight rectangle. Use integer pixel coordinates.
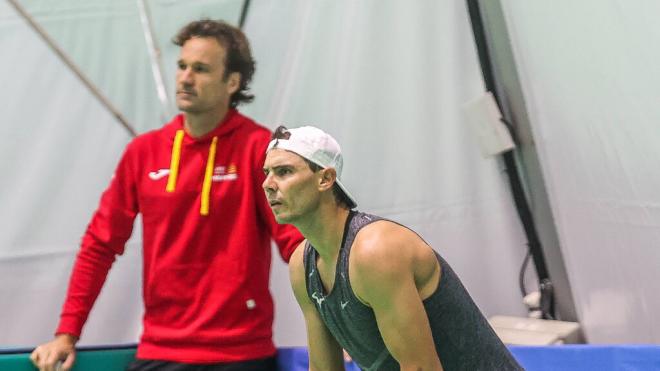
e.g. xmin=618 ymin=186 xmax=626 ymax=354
xmin=465 ymin=0 xmax=555 ymax=319
xmin=6 ymin=0 xmax=137 ymax=137
xmin=137 ymin=0 xmax=172 ymax=122
xmin=239 ymin=0 xmax=252 ymax=29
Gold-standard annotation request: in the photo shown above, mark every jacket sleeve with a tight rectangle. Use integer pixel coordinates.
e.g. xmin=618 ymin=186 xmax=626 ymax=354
xmin=253 ymin=132 xmax=304 ymax=263
xmin=56 ymin=143 xmax=139 ymax=338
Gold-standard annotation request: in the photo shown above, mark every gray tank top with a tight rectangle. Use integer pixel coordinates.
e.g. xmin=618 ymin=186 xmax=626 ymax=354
xmin=304 ymin=211 xmax=523 ymax=371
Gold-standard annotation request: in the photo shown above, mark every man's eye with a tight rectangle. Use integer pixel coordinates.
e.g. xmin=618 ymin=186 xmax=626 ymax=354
xmin=193 ymin=65 xmax=207 ymax=72
xmin=177 ymin=63 xmax=186 ymax=70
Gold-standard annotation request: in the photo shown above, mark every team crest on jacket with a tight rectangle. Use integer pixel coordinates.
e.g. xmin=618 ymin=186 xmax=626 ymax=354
xmin=212 ymin=163 xmax=238 ymax=181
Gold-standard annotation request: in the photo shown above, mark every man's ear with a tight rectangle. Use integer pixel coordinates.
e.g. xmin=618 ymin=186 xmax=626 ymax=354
xmin=227 ymin=72 xmax=241 ymax=94
xmin=318 ymin=168 xmax=337 ymax=192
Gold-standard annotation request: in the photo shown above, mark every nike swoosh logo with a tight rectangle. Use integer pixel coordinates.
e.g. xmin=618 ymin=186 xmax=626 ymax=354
xmin=341 ymin=301 xmax=349 ymax=309
xmin=148 ymin=169 xmax=170 ymax=180
xmin=312 ymin=292 xmax=326 ymax=307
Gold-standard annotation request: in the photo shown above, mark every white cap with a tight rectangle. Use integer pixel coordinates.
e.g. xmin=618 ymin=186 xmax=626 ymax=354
xmin=267 ymin=126 xmax=357 ymax=209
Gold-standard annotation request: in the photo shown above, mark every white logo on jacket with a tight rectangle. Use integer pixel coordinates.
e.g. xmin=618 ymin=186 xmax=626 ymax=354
xmin=148 ymin=169 xmax=170 ymax=180
xmin=212 ymin=164 xmax=238 ymax=182
xmin=147 ymin=165 xmax=238 ymax=182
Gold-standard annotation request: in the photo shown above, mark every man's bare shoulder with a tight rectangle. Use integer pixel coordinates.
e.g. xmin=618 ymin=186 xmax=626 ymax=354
xmin=351 ymin=220 xmax=419 ymax=263
xmin=289 ymin=240 xmax=312 ymax=305
xmin=349 ymin=222 xmax=416 ymax=281
xmin=349 ymin=220 xmax=438 ymax=289
xmin=348 ymin=221 xmax=424 ymax=306
xmin=289 ymin=240 xmax=308 ymax=273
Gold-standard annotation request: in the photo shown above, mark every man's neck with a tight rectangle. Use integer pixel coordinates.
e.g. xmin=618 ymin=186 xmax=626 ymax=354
xmin=183 ymin=106 xmax=229 ymax=138
xmin=297 ymin=204 xmax=351 ymax=264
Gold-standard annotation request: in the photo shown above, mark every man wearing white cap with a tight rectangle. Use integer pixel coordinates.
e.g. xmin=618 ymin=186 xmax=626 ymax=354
xmin=262 ymin=126 xmax=522 ymax=371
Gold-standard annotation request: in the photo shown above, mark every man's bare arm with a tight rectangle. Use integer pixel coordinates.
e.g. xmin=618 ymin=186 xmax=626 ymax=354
xmin=351 ymin=223 xmax=443 ymax=371
xmin=289 ymin=242 xmax=345 ymax=371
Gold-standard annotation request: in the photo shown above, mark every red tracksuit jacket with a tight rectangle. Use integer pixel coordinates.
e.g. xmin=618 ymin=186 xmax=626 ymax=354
xmin=56 ymin=109 xmax=303 ymax=363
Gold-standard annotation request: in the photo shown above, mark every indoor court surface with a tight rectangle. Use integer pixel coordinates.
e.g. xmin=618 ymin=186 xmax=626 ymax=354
xmin=2 ymin=345 xmax=660 ymax=370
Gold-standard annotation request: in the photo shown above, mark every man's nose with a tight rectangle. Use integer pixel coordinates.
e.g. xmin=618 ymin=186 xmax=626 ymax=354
xmin=262 ymin=174 xmax=276 ymax=193
xmin=178 ymin=68 xmax=193 ymax=84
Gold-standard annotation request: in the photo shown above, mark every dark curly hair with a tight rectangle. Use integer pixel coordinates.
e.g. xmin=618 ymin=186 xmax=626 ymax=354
xmin=173 ymin=19 xmax=256 ymax=107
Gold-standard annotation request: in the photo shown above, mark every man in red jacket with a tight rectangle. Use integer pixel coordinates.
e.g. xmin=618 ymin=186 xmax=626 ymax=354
xmin=30 ymin=19 xmax=303 ymax=371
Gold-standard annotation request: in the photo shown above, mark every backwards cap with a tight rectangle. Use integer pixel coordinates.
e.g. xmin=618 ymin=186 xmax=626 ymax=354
xmin=267 ymin=126 xmax=357 ymax=209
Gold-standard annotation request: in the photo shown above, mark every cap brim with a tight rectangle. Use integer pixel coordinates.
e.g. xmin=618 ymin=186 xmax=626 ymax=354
xmin=335 ymin=179 xmax=358 ymax=209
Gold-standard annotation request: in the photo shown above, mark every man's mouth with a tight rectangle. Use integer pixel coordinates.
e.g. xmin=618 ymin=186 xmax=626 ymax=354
xmin=269 ymin=200 xmax=282 ymax=207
